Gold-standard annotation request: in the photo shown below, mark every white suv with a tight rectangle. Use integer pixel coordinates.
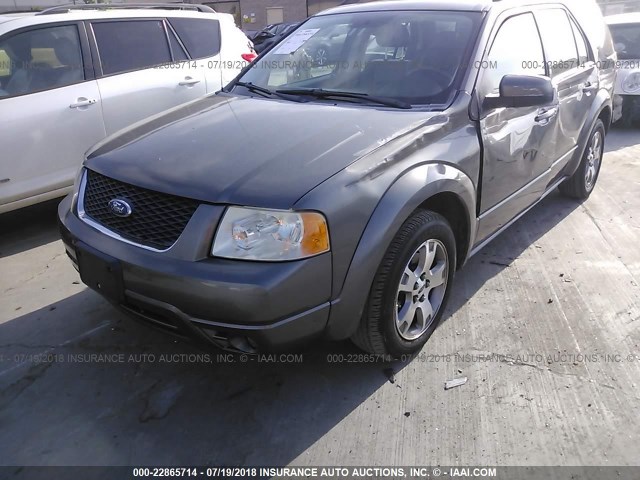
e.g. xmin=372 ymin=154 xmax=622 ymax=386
xmin=0 ymin=4 xmax=254 ymax=213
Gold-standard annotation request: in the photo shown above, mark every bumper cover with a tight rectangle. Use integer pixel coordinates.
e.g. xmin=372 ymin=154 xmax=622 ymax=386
xmin=58 ymin=195 xmax=332 ymax=351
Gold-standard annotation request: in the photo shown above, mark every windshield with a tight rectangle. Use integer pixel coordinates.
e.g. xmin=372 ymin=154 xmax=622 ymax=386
xmin=236 ymin=10 xmax=481 ymax=107
xmin=610 ymin=23 xmax=640 ymax=60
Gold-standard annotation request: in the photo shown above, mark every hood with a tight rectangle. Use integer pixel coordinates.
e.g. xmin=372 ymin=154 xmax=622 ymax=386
xmin=86 ymin=94 xmax=439 ymax=208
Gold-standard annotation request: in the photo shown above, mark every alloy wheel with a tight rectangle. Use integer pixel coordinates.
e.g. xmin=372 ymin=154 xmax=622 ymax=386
xmin=395 ymin=239 xmax=449 ymax=341
xmin=585 ymin=130 xmax=602 ymax=192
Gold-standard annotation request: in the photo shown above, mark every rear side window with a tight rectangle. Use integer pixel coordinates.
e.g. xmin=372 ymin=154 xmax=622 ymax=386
xmin=481 ymin=13 xmax=545 ymax=95
xmin=535 ymin=9 xmax=579 ymax=77
xmin=169 ymin=18 xmax=221 ymax=59
xmin=93 ymin=20 xmax=171 ymax=75
xmin=610 ymin=23 xmax=640 ymax=60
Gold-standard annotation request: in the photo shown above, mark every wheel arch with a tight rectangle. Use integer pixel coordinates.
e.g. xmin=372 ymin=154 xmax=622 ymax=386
xmin=563 ymin=92 xmax=612 ymax=178
xmin=325 ymin=162 xmax=477 ymax=341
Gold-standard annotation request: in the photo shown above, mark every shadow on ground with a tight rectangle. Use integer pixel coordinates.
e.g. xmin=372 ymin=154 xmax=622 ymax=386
xmin=0 ymin=198 xmax=63 ymax=258
xmin=606 ymin=124 xmax=640 ymax=152
xmin=0 ymin=188 xmax=581 ymax=468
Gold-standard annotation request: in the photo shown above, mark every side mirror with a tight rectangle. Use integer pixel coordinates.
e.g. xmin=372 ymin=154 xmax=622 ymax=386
xmin=483 ymin=75 xmax=554 ymax=110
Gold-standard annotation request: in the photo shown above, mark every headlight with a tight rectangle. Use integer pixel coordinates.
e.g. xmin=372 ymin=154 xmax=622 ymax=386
xmin=623 ymin=72 xmax=640 ymax=93
xmin=212 ymin=207 xmax=330 ymax=261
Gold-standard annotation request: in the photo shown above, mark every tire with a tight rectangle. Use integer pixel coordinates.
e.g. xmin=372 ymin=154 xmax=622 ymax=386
xmin=351 ymin=210 xmax=457 ymax=357
xmin=559 ymin=119 xmax=605 ymax=200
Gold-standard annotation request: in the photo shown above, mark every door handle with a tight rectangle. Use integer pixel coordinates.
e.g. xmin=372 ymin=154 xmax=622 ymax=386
xmin=69 ymin=98 xmax=97 ymax=109
xmin=535 ymin=107 xmax=558 ymax=124
xmin=582 ymin=81 xmax=598 ymax=93
xmin=179 ymin=77 xmax=201 ymax=86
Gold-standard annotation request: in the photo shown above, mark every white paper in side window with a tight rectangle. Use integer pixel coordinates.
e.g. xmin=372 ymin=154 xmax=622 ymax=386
xmin=272 ymin=28 xmax=321 ymax=55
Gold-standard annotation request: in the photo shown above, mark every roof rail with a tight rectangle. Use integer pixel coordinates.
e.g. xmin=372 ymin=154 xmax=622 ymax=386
xmin=37 ymin=3 xmax=215 ymax=15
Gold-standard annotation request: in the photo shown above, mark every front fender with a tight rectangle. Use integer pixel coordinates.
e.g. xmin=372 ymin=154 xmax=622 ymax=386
xmin=324 ymin=163 xmax=476 ymax=341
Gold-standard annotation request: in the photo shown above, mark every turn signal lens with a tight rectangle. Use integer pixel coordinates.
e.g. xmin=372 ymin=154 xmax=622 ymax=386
xmin=300 ymin=212 xmax=329 ymax=256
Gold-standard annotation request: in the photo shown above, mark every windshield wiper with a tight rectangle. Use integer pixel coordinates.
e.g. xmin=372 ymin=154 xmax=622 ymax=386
xmin=232 ymin=81 xmax=306 ymax=102
xmin=275 ymin=88 xmax=412 ymax=109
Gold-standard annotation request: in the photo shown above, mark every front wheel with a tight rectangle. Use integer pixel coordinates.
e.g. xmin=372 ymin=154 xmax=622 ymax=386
xmin=559 ymin=119 xmax=605 ymax=200
xmin=351 ymin=210 xmax=456 ymax=357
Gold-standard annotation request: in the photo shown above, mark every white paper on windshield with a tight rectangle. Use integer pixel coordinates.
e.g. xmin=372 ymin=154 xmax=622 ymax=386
xmin=272 ymin=28 xmax=320 ymax=55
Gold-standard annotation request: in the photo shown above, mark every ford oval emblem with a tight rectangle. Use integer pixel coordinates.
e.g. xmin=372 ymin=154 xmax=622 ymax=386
xmin=108 ymin=198 xmax=133 ymax=218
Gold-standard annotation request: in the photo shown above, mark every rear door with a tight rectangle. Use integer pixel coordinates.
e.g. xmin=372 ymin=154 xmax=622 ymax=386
xmin=0 ymin=22 xmax=105 ymax=210
xmin=475 ymin=12 xmax=557 ymax=241
xmin=89 ymin=18 xmax=207 ymax=136
xmin=168 ymin=16 xmax=225 ymax=93
xmin=534 ymin=7 xmax=599 ymax=184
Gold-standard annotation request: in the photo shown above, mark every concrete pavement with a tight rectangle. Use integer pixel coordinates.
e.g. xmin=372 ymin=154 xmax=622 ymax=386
xmin=0 ymin=128 xmax=639 ymax=468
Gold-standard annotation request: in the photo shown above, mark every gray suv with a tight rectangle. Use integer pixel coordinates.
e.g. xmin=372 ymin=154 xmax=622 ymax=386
xmin=58 ymin=0 xmax=616 ymax=356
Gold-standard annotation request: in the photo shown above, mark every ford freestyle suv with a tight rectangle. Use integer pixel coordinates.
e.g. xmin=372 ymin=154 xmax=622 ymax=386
xmin=59 ymin=0 xmax=616 ymax=356
xmin=0 ymin=4 xmax=254 ymax=213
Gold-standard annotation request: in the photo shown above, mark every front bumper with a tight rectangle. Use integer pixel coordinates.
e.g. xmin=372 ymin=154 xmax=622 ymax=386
xmin=617 ymin=95 xmax=640 ymax=124
xmin=57 ymin=195 xmax=332 ymax=352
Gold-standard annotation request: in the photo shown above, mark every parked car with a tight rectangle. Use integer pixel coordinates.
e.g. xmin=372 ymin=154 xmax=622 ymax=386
xmin=302 ymin=22 xmax=349 ymax=66
xmin=59 ymin=0 xmax=615 ymax=356
xmin=0 ymin=4 xmax=254 ymax=214
xmin=253 ymin=22 xmax=299 ymax=54
xmin=607 ymin=13 xmax=640 ymax=126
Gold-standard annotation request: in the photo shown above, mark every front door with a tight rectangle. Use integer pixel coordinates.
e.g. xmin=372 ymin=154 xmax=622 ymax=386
xmin=475 ymin=12 xmax=558 ymax=242
xmin=0 ymin=23 xmax=105 ymax=210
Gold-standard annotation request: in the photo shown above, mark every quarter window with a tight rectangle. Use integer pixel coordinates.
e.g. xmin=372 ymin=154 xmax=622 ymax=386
xmin=570 ymin=17 xmax=589 ymax=65
xmin=168 ymin=29 xmax=188 ymax=61
xmin=535 ymin=9 xmax=579 ymax=77
xmin=0 ymin=25 xmax=84 ymax=99
xmin=169 ymin=18 xmax=221 ymax=59
xmin=93 ymin=20 xmax=172 ymax=75
xmin=481 ymin=13 xmax=545 ymax=95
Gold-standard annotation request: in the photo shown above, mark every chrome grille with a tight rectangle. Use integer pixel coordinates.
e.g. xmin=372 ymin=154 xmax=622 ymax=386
xmin=81 ymin=169 xmax=199 ymax=250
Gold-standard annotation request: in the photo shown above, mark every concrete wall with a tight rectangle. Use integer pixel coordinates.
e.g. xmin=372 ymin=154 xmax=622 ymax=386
xmin=597 ymin=0 xmax=640 ymax=14
xmin=237 ymin=0 xmax=307 ymax=29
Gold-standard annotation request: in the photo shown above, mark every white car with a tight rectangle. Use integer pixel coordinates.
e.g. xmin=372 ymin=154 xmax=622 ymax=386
xmin=0 ymin=4 xmax=254 ymax=213
xmin=607 ymin=12 xmax=640 ymax=126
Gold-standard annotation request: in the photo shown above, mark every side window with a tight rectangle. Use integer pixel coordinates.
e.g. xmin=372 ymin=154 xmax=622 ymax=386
xmin=92 ymin=20 xmax=172 ymax=75
xmin=0 ymin=47 xmax=10 ymax=77
xmin=481 ymin=13 xmax=545 ymax=95
xmin=0 ymin=25 xmax=84 ymax=99
xmin=570 ymin=17 xmax=589 ymax=65
xmin=169 ymin=18 xmax=221 ymax=59
xmin=535 ymin=9 xmax=579 ymax=77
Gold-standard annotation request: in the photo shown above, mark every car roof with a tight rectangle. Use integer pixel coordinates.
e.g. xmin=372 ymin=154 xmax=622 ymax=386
xmin=0 ymin=8 xmax=225 ymax=23
xmin=317 ymin=0 xmax=492 ymax=15
xmin=606 ymin=12 xmax=640 ymax=25
xmin=0 ymin=13 xmax=36 ymax=24
xmin=316 ymin=0 xmax=592 ymax=16
xmin=0 ymin=8 xmax=224 ymax=30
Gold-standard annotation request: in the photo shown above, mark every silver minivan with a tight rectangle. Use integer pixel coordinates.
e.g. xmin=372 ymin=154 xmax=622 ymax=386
xmin=0 ymin=4 xmax=254 ymax=214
